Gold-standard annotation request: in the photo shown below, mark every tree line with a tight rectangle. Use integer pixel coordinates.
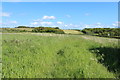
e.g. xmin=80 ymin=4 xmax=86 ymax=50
xmin=82 ymin=28 xmax=120 ymax=38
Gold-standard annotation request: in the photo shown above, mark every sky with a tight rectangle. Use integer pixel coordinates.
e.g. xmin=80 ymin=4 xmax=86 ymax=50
xmin=2 ymin=0 xmax=120 ymax=2
xmin=1 ymin=2 xmax=119 ymax=29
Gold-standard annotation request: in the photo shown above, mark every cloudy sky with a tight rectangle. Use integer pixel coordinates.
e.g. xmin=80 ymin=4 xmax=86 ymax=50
xmin=1 ymin=2 xmax=118 ymax=29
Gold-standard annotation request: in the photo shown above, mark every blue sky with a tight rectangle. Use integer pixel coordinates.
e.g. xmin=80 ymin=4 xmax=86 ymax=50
xmin=2 ymin=0 xmax=120 ymax=2
xmin=1 ymin=2 xmax=118 ymax=29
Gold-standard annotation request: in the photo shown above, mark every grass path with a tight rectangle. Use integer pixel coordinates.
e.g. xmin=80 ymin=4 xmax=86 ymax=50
xmin=81 ymin=35 xmax=118 ymax=45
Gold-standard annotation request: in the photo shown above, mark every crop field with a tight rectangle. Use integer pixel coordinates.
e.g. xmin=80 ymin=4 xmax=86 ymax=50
xmin=1 ymin=33 xmax=120 ymax=78
xmin=63 ymin=30 xmax=83 ymax=34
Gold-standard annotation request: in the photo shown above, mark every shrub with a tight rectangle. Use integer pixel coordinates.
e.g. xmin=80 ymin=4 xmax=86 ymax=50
xmin=16 ymin=26 xmax=29 ymax=28
xmin=32 ymin=27 xmax=65 ymax=34
xmin=54 ymin=27 xmax=59 ymax=29
xmin=82 ymin=28 xmax=120 ymax=38
xmin=82 ymin=30 xmax=94 ymax=35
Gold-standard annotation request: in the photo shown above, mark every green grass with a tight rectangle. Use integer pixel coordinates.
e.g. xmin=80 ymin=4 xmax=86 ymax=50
xmin=0 ymin=34 xmax=2 ymax=79
xmin=2 ymin=33 xmax=119 ymax=78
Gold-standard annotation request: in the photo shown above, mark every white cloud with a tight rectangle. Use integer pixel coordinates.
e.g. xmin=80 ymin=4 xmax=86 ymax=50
xmin=42 ymin=16 xmax=56 ymax=20
xmin=84 ymin=25 xmax=90 ymax=28
xmin=95 ymin=25 xmax=103 ymax=28
xmin=0 ymin=12 xmax=10 ymax=17
xmin=112 ymin=21 xmax=119 ymax=27
xmin=61 ymin=23 xmax=82 ymax=29
xmin=9 ymin=21 xmax=17 ymax=24
xmin=64 ymin=25 xmax=68 ymax=27
xmin=112 ymin=23 xmax=118 ymax=26
xmin=30 ymin=22 xmax=38 ymax=25
xmin=80 ymin=23 xmax=105 ymax=29
xmin=96 ymin=22 xmax=101 ymax=25
xmin=1 ymin=20 xmax=18 ymax=28
xmin=33 ymin=19 xmax=41 ymax=22
xmin=40 ymin=21 xmax=53 ymax=25
xmin=30 ymin=21 xmax=53 ymax=26
xmin=69 ymin=24 xmax=73 ymax=26
xmin=2 ymin=20 xmax=17 ymax=24
xmin=116 ymin=21 xmax=120 ymax=23
xmin=57 ymin=21 xmax=63 ymax=25
xmin=66 ymin=15 xmax=71 ymax=18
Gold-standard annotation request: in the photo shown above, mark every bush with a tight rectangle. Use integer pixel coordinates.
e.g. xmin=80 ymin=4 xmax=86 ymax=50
xmin=54 ymin=27 xmax=59 ymax=29
xmin=82 ymin=28 xmax=120 ymax=38
xmin=16 ymin=26 xmax=29 ymax=28
xmin=32 ymin=27 xmax=65 ymax=34
xmin=82 ymin=30 xmax=94 ymax=35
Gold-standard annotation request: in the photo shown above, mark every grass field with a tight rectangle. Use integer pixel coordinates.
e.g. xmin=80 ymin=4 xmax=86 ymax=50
xmin=63 ymin=30 xmax=83 ymax=34
xmin=0 ymin=28 xmax=33 ymax=31
xmin=0 ymin=28 xmax=33 ymax=33
xmin=1 ymin=33 xmax=120 ymax=78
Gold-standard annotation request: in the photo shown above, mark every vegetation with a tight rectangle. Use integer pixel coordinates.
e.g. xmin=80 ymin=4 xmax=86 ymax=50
xmin=1 ymin=27 xmax=120 ymax=78
xmin=16 ymin=26 xmax=30 ymax=28
xmin=1 ymin=28 xmax=29 ymax=33
xmin=82 ymin=28 xmax=120 ymax=39
xmin=54 ymin=27 xmax=59 ymax=29
xmin=63 ymin=30 xmax=83 ymax=35
xmin=1 ymin=26 xmax=65 ymax=34
xmin=2 ymin=33 xmax=119 ymax=78
xmin=1 ymin=27 xmax=120 ymax=39
xmin=32 ymin=27 xmax=65 ymax=34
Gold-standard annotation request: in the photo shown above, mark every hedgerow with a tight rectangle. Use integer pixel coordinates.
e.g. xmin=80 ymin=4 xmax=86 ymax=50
xmin=32 ymin=27 xmax=65 ymax=34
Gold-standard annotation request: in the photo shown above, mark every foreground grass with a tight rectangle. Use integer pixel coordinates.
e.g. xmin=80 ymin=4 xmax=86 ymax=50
xmin=0 ymin=34 xmax=1 ymax=79
xmin=2 ymin=33 xmax=119 ymax=78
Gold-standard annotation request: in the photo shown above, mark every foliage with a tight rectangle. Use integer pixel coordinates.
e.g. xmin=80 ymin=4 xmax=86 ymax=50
xmin=32 ymin=27 xmax=65 ymax=34
xmin=1 ymin=28 xmax=28 ymax=33
xmin=16 ymin=26 xmax=30 ymax=28
xmin=54 ymin=27 xmax=59 ymax=29
xmin=63 ymin=30 xmax=83 ymax=35
xmin=2 ymin=34 xmax=119 ymax=78
xmin=82 ymin=28 xmax=120 ymax=38
xmin=90 ymin=47 xmax=120 ymax=78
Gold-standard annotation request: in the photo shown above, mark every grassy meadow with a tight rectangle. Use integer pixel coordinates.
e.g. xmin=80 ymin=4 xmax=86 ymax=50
xmin=1 ymin=33 xmax=120 ymax=78
xmin=63 ymin=30 xmax=83 ymax=34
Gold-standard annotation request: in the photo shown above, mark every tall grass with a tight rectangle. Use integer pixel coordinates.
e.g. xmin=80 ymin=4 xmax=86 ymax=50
xmin=2 ymin=34 xmax=119 ymax=78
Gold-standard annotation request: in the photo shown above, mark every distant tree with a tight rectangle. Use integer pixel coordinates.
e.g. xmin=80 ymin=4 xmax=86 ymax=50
xmin=54 ymin=27 xmax=59 ymax=29
xmin=82 ymin=28 xmax=120 ymax=38
xmin=17 ymin=26 xmax=29 ymax=28
xmin=32 ymin=27 xmax=65 ymax=34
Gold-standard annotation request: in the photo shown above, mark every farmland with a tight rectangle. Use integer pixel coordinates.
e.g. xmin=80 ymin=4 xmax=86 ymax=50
xmin=1 ymin=1 xmax=119 ymax=79
xmin=1 ymin=32 xmax=120 ymax=78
